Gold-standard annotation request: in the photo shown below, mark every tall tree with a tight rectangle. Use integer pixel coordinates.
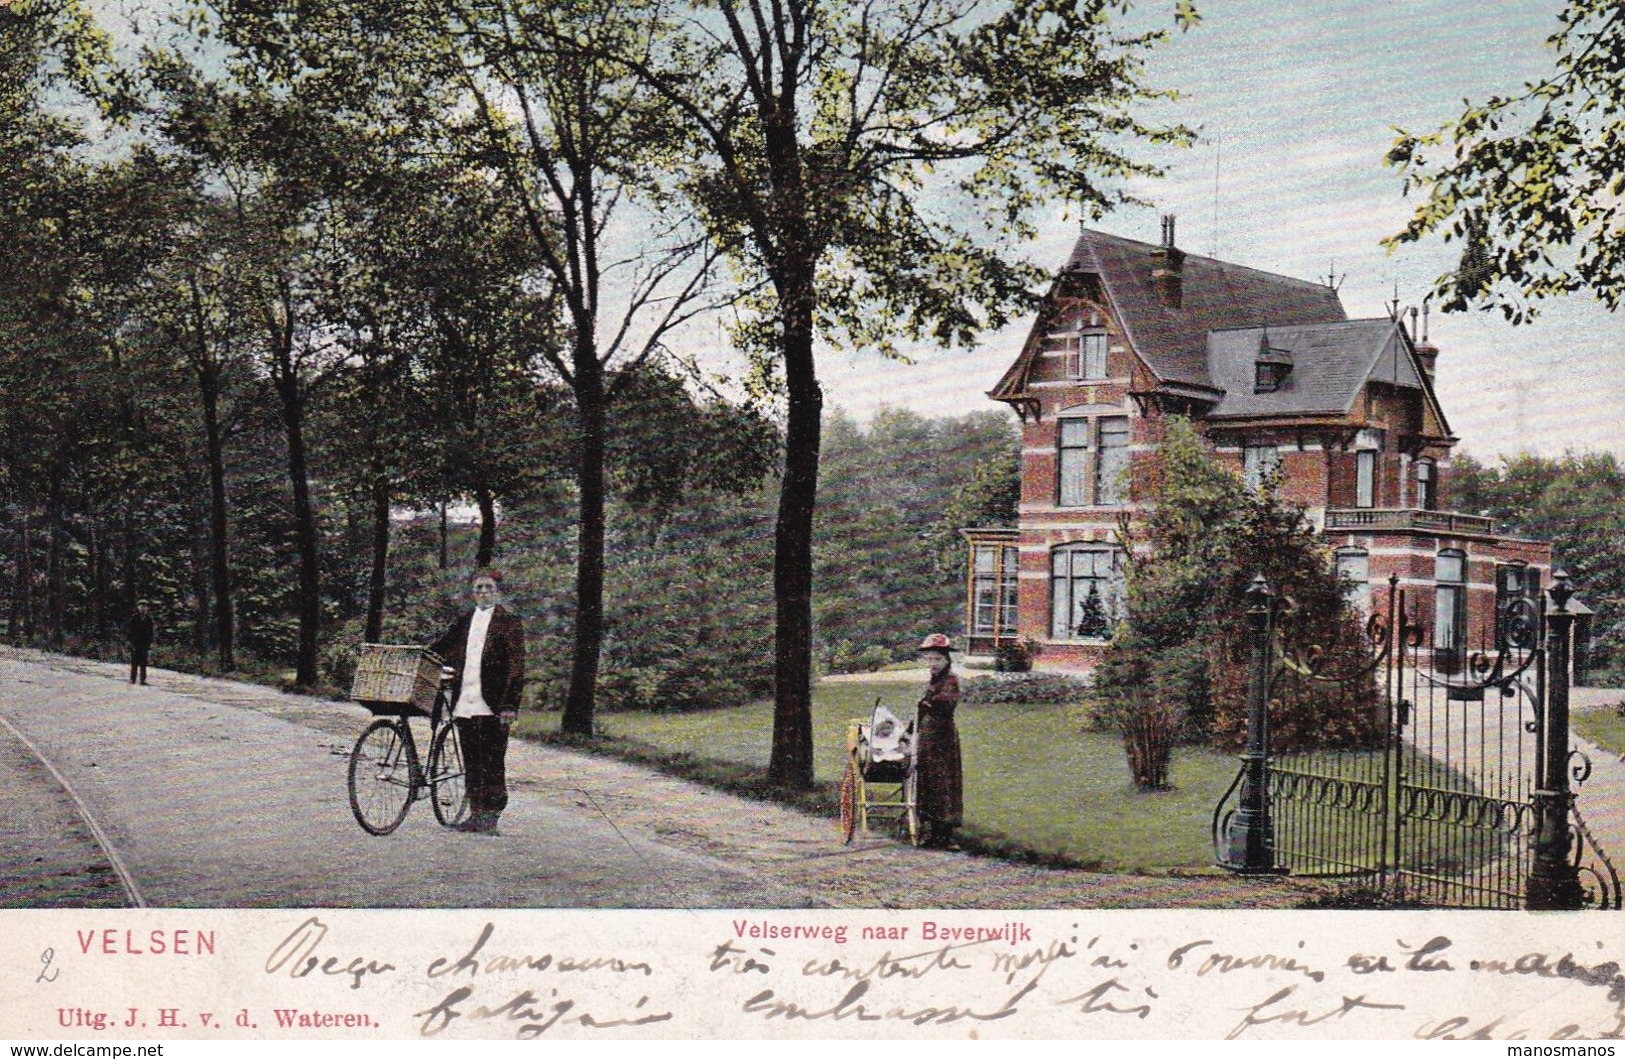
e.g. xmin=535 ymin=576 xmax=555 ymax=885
xmin=204 ymin=0 xmax=724 ymax=733
xmin=604 ymin=0 xmax=1196 ymax=786
xmin=141 ymin=53 xmax=362 ymax=685
xmin=1385 ymin=1 xmax=1625 ymax=321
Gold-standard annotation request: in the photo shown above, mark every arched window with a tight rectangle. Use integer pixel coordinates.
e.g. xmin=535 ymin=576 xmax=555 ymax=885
xmin=1495 ymin=563 xmax=1541 ymax=649
xmin=1050 ymin=545 xmax=1123 ymax=640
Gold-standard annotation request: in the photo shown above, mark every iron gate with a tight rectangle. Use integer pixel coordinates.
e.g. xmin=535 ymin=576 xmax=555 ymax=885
xmin=1213 ymin=573 xmax=1620 ymax=909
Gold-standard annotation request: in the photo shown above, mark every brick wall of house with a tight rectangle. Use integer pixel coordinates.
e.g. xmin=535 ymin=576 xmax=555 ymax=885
xmin=976 ymin=248 xmax=1550 ymax=674
xmin=1327 ymin=529 xmax=1550 ymax=663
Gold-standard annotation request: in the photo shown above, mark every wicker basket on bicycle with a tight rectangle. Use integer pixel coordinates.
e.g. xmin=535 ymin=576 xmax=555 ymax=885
xmin=351 ymin=644 xmax=443 ymax=717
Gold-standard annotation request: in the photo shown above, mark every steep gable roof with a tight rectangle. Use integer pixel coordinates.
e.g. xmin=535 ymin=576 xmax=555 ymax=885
xmin=1206 ymin=319 xmax=1421 ymax=418
xmin=1070 ymin=229 xmax=1348 ymax=390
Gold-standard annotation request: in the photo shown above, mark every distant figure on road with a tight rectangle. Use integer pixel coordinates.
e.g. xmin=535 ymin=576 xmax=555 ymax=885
xmin=127 ymin=601 xmax=154 ymax=686
xmin=430 ymin=570 xmax=525 ymax=835
xmin=914 ymin=633 xmax=963 ymax=850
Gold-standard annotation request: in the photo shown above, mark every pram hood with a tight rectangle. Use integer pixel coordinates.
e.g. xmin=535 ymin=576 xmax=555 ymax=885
xmin=863 ymin=704 xmax=913 ymax=765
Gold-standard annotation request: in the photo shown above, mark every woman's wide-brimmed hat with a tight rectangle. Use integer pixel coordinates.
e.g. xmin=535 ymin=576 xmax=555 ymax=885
xmin=917 ymin=633 xmax=955 ymax=654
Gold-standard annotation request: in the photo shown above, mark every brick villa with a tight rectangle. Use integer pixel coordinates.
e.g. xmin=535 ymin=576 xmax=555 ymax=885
xmin=961 ymin=220 xmax=1551 ymax=670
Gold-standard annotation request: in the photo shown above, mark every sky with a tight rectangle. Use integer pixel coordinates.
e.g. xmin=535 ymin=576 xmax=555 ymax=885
xmin=83 ymin=0 xmax=1621 ymax=463
xmin=801 ymin=1 xmax=1624 ymax=463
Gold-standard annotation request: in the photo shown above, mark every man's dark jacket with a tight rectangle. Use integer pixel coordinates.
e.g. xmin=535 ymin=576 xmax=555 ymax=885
xmin=430 ymin=605 xmax=525 ymax=714
xmin=127 ymin=613 xmax=154 ymax=650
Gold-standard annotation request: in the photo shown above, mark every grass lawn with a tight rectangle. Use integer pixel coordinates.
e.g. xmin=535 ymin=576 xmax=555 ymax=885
xmin=1576 ymin=706 xmax=1625 ymax=757
xmin=542 ymin=678 xmax=1243 ymax=873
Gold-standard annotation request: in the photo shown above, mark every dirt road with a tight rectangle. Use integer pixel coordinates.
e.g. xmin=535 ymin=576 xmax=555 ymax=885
xmin=0 ymin=647 xmax=1319 ymax=909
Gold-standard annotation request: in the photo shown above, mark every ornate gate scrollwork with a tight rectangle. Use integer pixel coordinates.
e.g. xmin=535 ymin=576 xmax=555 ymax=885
xmin=1214 ymin=571 xmax=1619 ymax=910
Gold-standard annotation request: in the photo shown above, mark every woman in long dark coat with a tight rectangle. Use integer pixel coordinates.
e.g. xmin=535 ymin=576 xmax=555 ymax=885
xmin=914 ymin=633 xmax=963 ymax=849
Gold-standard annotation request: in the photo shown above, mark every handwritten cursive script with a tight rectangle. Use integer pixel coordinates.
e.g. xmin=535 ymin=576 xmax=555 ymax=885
xmin=264 ymin=916 xmax=396 ymax=991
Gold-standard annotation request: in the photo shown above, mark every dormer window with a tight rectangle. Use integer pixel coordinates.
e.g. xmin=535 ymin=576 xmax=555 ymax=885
xmin=1254 ymin=331 xmax=1293 ymax=393
xmin=1045 ymin=306 xmax=1109 ymax=381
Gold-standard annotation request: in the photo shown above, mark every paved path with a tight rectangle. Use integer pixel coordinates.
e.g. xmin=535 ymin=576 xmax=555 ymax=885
xmin=0 ymin=648 xmax=1321 ymax=910
xmin=1401 ymin=674 xmax=1625 ymax=900
xmin=1571 ymin=689 xmax=1625 ymax=890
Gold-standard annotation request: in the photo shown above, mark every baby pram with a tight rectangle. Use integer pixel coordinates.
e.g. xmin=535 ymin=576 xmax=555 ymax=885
xmin=839 ymin=700 xmax=919 ymax=846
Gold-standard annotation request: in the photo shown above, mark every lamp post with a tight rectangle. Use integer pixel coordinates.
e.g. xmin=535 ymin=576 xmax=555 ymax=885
xmin=1526 ymin=570 xmax=1585 ymax=910
xmin=1222 ymin=574 xmax=1284 ymax=874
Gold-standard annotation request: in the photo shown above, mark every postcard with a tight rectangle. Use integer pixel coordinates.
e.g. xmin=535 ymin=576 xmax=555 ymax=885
xmin=2 ymin=0 xmax=1621 ymax=1043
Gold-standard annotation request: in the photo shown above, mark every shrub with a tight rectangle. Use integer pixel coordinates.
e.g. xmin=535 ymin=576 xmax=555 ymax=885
xmin=993 ymin=637 xmax=1039 ymax=672
xmin=320 ymin=639 xmax=360 ymax=694
xmin=825 ymin=640 xmax=896 ymax=675
xmin=1098 ymin=417 xmax=1383 ymax=784
xmin=1120 ymin=692 xmax=1179 ymax=790
xmin=961 ymin=671 xmax=1090 ymax=705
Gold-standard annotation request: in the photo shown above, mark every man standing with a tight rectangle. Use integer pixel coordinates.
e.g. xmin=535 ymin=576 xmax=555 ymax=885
xmin=431 ymin=570 xmax=525 ymax=834
xmin=127 ymin=601 xmax=154 ymax=686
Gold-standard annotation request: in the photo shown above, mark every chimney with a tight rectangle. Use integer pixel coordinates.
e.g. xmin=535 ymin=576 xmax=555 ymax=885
xmin=1152 ymin=214 xmax=1185 ymax=308
xmin=1412 ymin=302 xmax=1439 ymax=383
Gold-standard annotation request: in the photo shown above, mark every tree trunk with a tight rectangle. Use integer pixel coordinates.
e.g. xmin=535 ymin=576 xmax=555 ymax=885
xmin=474 ymin=476 xmax=497 ymax=569
xmin=438 ymin=499 xmax=449 ymax=570
xmin=767 ymin=280 xmax=821 ymax=789
xmin=45 ymin=471 xmax=64 ymax=647
xmin=561 ymin=359 xmax=608 ymax=736
xmin=12 ymin=516 xmax=29 ymax=642
xmin=365 ymin=464 xmax=390 ymax=642
xmin=192 ymin=511 xmax=212 ymax=654
xmin=274 ymin=370 xmax=322 ymax=687
xmin=90 ymin=524 xmax=105 ymax=636
xmin=197 ymin=356 xmax=236 ymax=671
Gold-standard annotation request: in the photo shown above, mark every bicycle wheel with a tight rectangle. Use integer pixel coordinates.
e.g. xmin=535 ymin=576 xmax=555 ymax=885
xmin=428 ymin=722 xmax=470 ymax=827
xmin=839 ymin=761 xmax=858 ymax=844
xmin=903 ymin=771 xmax=920 ymax=847
xmin=348 ymin=719 xmax=414 ymax=835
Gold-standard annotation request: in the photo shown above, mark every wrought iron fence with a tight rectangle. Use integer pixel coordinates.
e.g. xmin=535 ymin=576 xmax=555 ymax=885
xmin=1213 ymin=572 xmax=1619 ymax=910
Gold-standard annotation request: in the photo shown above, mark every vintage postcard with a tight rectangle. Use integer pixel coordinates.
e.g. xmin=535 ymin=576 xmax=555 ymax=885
xmin=2 ymin=0 xmax=1622 ymax=1042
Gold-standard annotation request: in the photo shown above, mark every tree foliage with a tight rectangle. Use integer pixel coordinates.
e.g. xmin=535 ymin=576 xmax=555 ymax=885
xmin=1454 ymin=450 xmax=1625 ymax=678
xmin=1384 ymin=1 xmax=1625 ymax=321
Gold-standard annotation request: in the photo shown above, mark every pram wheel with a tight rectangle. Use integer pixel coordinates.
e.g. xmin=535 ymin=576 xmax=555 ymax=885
xmin=839 ymin=761 xmax=858 ymax=844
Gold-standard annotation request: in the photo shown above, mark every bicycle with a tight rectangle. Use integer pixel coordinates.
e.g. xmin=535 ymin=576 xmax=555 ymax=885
xmin=346 ymin=645 xmax=470 ymax=835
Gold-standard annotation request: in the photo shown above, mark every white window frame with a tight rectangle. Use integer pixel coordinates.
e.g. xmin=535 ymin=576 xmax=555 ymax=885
xmin=1434 ymin=549 xmax=1467 ymax=656
xmin=1355 ymin=429 xmax=1383 ymax=509
xmin=1335 ymin=547 xmax=1370 ymax=614
xmin=970 ymin=543 xmax=1019 ymax=638
xmin=1057 ymin=418 xmax=1092 ymax=507
xmin=1096 ymin=416 xmax=1130 ymax=505
xmin=1056 ymin=414 xmax=1130 ymax=508
xmin=1044 ymin=306 xmax=1109 ymax=381
xmin=1050 ymin=545 xmax=1124 ymax=641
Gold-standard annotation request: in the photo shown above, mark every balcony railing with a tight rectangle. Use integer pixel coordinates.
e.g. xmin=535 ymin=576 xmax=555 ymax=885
xmin=1324 ymin=508 xmax=1496 ymax=534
